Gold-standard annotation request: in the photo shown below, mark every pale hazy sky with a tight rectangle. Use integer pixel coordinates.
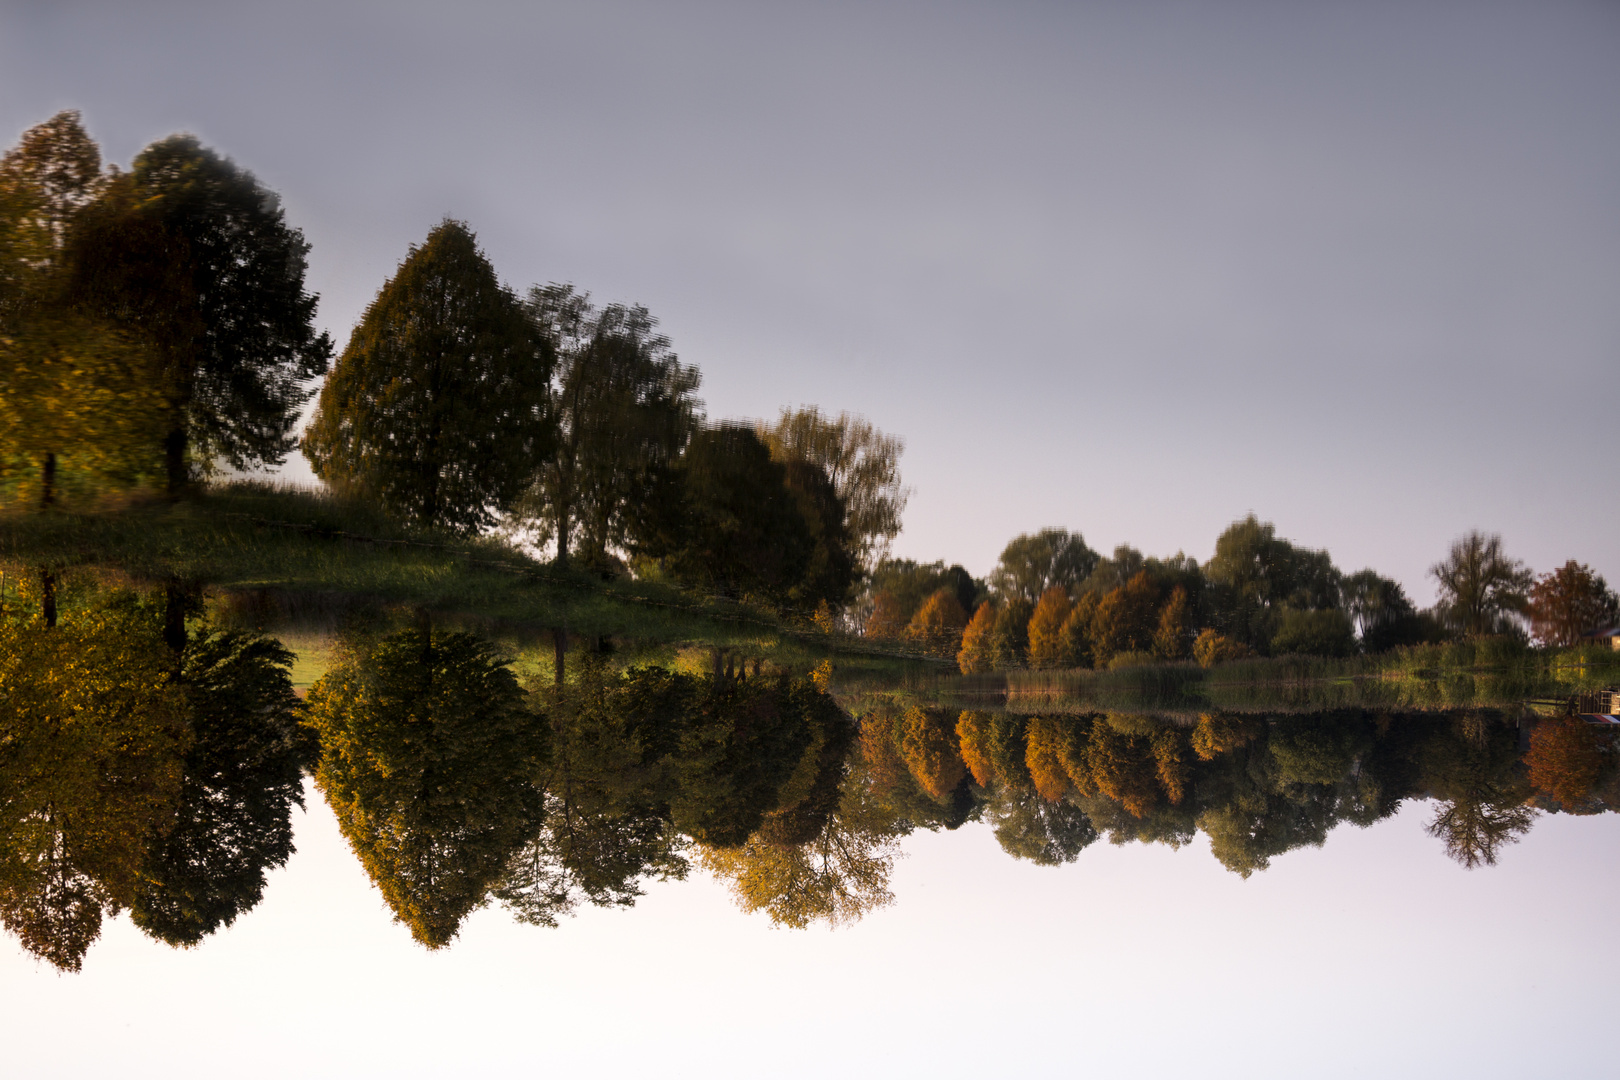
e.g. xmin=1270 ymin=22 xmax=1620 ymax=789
xmin=3 ymin=0 xmax=1616 ymax=601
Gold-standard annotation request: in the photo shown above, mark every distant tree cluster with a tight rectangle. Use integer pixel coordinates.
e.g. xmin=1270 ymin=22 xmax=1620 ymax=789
xmin=871 ymin=517 xmax=1614 ymax=672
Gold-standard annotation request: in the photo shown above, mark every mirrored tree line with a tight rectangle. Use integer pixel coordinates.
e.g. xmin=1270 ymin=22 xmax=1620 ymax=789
xmin=5 ymin=587 xmax=1615 ymax=971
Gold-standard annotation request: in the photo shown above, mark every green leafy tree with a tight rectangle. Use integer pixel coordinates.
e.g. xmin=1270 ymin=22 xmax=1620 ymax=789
xmin=495 ymin=662 xmax=693 ymax=927
xmin=989 ymin=528 xmax=1098 ymax=608
xmin=1270 ymin=608 xmax=1356 ymax=657
xmin=305 ymin=628 xmax=546 ymax=948
xmin=668 ymin=675 xmax=823 ymax=847
xmin=1430 ymin=531 xmax=1532 ymax=638
xmin=304 ymin=220 xmax=550 ymax=533
xmin=1204 ymin=516 xmax=1341 ymax=650
xmin=630 ymin=424 xmax=819 ymax=605
xmin=1341 ymin=569 xmax=1437 ymax=653
xmin=760 ymin=406 xmax=909 ymax=572
xmin=520 ymin=284 xmax=700 ymax=569
xmin=985 ymin=783 xmax=1097 ymax=866
xmin=70 ymin=134 xmax=332 ymax=495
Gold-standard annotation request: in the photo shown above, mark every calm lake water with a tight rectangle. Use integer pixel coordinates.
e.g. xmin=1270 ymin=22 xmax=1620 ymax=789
xmin=4 ymin=657 xmax=1618 ymax=1078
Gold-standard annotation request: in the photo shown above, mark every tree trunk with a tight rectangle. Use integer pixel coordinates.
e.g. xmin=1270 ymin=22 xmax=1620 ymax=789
xmin=40 ymin=568 xmax=56 ymax=628
xmin=164 ymin=426 xmax=187 ymax=500
xmin=553 ymin=628 xmax=566 ymax=687
xmin=163 ymin=580 xmax=188 ymax=657
xmin=555 ymin=511 xmax=572 ymax=568
xmin=40 ymin=452 xmax=56 ymax=510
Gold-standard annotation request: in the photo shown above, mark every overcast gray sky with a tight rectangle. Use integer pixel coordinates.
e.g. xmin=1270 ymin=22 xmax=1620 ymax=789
xmin=3 ymin=0 xmax=1615 ymax=600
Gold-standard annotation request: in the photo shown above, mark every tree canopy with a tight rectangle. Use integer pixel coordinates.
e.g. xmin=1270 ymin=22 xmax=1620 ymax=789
xmin=304 ymin=219 xmax=551 ymax=533
xmin=760 ymin=406 xmax=909 ymax=573
xmin=1430 ymin=531 xmax=1532 ymax=638
xmin=71 ymin=133 xmax=332 ymax=493
xmin=520 ymin=284 xmax=700 ymax=569
xmin=989 ymin=528 xmax=1098 ymax=607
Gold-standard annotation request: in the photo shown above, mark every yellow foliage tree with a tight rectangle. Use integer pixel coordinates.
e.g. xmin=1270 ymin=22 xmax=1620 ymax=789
xmin=1190 ymin=713 xmax=1261 ymax=760
xmin=1084 ymin=719 xmax=1162 ymax=818
xmin=0 ymin=609 xmax=187 ymax=971
xmin=906 ymin=586 xmax=968 ymax=658
xmin=1024 ymin=715 xmax=1080 ymax=802
xmin=899 ymin=706 xmax=967 ymax=802
xmin=698 ymin=779 xmax=901 ymax=929
xmin=956 ymin=710 xmax=997 ymax=787
xmin=858 ymin=707 xmax=910 ymax=791
xmin=1026 ymin=586 xmax=1074 ymax=670
xmin=1150 ymin=728 xmax=1190 ymax=804
xmin=957 ymin=600 xmax=1001 ymax=674
xmin=1193 ymin=628 xmax=1253 ymax=668
xmin=1152 ymin=586 xmax=1192 ymax=661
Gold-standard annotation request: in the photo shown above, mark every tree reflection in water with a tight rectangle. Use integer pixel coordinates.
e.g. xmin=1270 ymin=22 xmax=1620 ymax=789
xmin=4 ymin=617 xmax=1617 ymax=971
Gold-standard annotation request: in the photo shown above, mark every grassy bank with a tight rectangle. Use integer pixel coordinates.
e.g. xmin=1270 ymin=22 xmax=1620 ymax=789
xmin=0 ymin=482 xmax=948 ymax=684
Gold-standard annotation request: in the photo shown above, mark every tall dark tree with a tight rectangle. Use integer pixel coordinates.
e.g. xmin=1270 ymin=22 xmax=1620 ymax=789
xmin=70 ymin=135 xmax=332 ymax=494
xmin=129 ymin=630 xmax=308 ymax=947
xmin=304 ymin=220 xmax=551 ymax=533
xmin=1430 ymin=531 xmax=1532 ymax=638
xmin=521 ymin=284 xmax=699 ymax=569
xmin=630 ymin=424 xmax=819 ymax=606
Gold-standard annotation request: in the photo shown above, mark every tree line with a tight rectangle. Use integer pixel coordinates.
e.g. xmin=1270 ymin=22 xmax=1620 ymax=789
xmin=0 ymin=111 xmax=908 ymax=618
xmin=861 ymin=521 xmax=1619 ymax=670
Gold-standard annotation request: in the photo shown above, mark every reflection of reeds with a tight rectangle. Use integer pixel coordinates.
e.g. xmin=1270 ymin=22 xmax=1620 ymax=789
xmin=859 ymin=646 xmax=1620 ymax=718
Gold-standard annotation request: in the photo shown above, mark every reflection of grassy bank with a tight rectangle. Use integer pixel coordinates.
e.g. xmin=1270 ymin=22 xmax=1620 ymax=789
xmin=0 ymin=483 xmax=943 ymax=679
xmin=839 ymin=645 xmax=1620 ymax=718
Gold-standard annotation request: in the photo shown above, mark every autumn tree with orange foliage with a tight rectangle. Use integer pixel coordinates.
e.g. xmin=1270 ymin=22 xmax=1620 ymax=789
xmin=1083 ymin=719 xmax=1164 ymax=818
xmin=899 ymin=707 xmax=967 ymax=802
xmin=957 ymin=601 xmax=1004 ymax=673
xmin=1525 ymin=717 xmax=1606 ymax=806
xmin=1091 ymin=572 xmax=1161 ymax=667
xmin=906 ymin=587 xmax=968 ymax=658
xmin=956 ymin=711 xmax=997 ymax=787
xmin=1024 ymin=715 xmax=1081 ymax=801
xmin=864 ymin=590 xmax=910 ymax=639
xmin=1526 ymin=561 xmax=1619 ymax=647
xmin=1026 ymin=586 xmax=1074 ymax=670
